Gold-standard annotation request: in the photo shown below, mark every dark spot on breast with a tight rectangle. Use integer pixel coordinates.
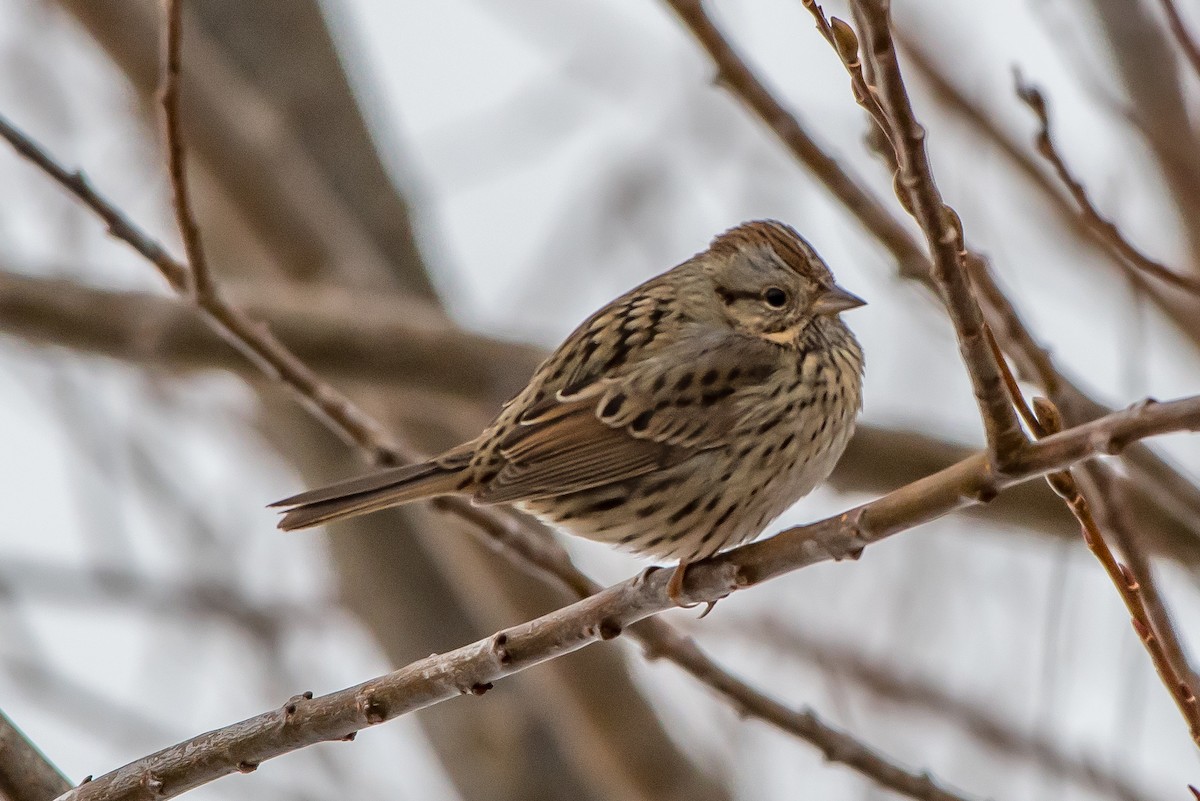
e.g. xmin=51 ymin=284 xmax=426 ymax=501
xmin=719 ymin=471 xmax=733 ymax=482
xmin=653 ymin=374 xmax=667 ymax=392
xmin=713 ymin=503 xmax=739 ymax=528
xmin=587 ymin=497 xmax=625 ymax=514
xmin=601 ymin=394 xmax=625 ymax=418
xmin=701 ymin=387 xmax=736 ymax=406
xmin=668 ymin=498 xmax=700 ymax=524
xmin=757 ymin=414 xmax=785 ymax=435
xmin=456 ymin=475 xmax=474 ymax=491
xmin=780 ymin=433 xmax=796 ymax=451
xmin=701 ymin=369 xmax=719 ymax=386
xmin=641 ymin=476 xmax=679 ymax=495
xmin=761 ymin=444 xmax=777 ymax=459
xmin=619 ymin=532 xmax=640 ymax=544
xmin=728 ymin=367 xmax=741 ymax=381
xmin=643 ymin=534 xmax=667 ymax=548
xmin=675 ymin=373 xmax=694 ymax=391
xmin=636 ymin=503 xmax=662 ymax=518
xmin=704 ymin=494 xmax=722 ymax=512
xmin=630 ymin=410 xmax=655 ymax=432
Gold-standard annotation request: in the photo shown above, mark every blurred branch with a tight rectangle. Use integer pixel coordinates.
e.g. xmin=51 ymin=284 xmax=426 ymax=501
xmin=724 ymin=619 xmax=1156 ymax=801
xmin=1157 ymin=0 xmax=1200 ymax=80
xmin=661 ymin=0 xmax=928 ymax=278
xmin=53 ymin=0 xmax=431 ymax=292
xmin=160 ymin=0 xmax=212 ymax=300
xmin=0 ymin=709 xmax=71 ymax=801
xmin=0 ymin=269 xmax=537 ymax=398
xmin=811 ymin=0 xmax=1027 ymax=464
xmin=0 ymin=111 xmax=401 ymax=463
xmin=54 ymin=393 xmax=1200 ymax=801
xmin=1015 ymin=78 xmax=1200 ymax=296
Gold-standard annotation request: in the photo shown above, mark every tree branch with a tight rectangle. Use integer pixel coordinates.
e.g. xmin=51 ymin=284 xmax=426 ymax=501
xmin=52 ymin=393 xmax=1200 ymax=801
xmin=1157 ymin=0 xmax=1200 ymax=105
xmin=1015 ymin=77 xmax=1200 ymax=297
xmin=0 ymin=709 xmax=71 ymax=801
xmin=819 ymin=0 xmax=1027 ymax=464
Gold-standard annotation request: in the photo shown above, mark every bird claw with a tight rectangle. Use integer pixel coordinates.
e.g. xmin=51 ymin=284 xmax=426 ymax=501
xmin=667 ymin=561 xmax=699 ymax=609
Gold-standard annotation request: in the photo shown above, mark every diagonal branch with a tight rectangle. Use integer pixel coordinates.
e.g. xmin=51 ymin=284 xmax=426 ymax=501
xmin=1157 ymin=0 xmax=1200 ymax=83
xmin=818 ymin=0 xmax=1027 ymax=466
xmin=1015 ymin=77 xmax=1200 ymax=297
xmin=0 ymin=708 xmax=72 ymax=801
xmin=988 ymin=339 xmax=1200 ymax=749
xmin=52 ymin=393 xmax=1200 ymax=801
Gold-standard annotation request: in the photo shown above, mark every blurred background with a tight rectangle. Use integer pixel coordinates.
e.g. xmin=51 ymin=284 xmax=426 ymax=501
xmin=1 ymin=0 xmax=1198 ymax=799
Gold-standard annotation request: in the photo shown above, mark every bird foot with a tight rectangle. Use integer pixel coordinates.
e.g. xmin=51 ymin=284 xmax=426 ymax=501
xmin=666 ymin=560 xmax=694 ymax=608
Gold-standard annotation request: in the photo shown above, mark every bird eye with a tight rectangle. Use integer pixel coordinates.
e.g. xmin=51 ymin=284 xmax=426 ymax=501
xmin=763 ymin=287 xmax=788 ymax=308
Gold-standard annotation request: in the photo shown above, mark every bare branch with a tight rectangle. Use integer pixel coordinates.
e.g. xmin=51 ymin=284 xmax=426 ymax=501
xmin=159 ymin=0 xmax=211 ymax=300
xmin=987 ymin=340 xmax=1200 ymax=749
xmin=1015 ymin=78 xmax=1200 ymax=297
xmin=660 ymin=0 xmax=929 ymax=278
xmin=51 ymin=394 xmax=1200 ymax=801
xmin=0 ymin=111 xmax=401 ymax=463
xmin=1157 ymin=0 xmax=1200 ymax=89
xmin=0 ymin=709 xmax=72 ymax=801
xmin=817 ymin=0 xmax=1027 ymax=465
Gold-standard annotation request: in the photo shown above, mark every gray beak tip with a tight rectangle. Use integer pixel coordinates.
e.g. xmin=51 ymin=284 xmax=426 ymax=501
xmin=812 ymin=285 xmax=867 ymax=316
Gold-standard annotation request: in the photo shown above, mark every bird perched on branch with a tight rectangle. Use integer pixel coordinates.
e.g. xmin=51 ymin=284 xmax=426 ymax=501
xmin=273 ymin=220 xmax=866 ymax=605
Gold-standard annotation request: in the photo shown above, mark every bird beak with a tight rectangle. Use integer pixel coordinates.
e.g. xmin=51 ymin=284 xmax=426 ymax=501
xmin=810 ymin=285 xmax=867 ymax=316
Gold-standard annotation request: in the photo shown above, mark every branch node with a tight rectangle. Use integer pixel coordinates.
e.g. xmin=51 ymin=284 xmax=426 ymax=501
xmin=235 ymin=762 xmax=258 ymax=774
xmin=282 ymin=690 xmax=313 ymax=717
xmin=491 ymin=632 xmax=513 ymax=665
xmin=597 ymin=618 xmax=623 ymax=641
xmin=357 ymin=693 xmax=387 ymax=726
xmin=468 ymin=682 xmax=494 ymax=696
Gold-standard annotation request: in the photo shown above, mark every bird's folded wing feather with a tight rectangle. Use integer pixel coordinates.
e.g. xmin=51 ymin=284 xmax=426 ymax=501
xmin=479 ymin=332 xmax=780 ymax=504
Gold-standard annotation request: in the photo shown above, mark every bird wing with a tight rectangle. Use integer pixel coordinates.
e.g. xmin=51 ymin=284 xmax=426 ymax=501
xmin=478 ymin=332 xmax=780 ymax=503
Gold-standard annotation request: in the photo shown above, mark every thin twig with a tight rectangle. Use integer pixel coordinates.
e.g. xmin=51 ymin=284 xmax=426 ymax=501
xmin=51 ymin=393 xmax=1200 ymax=801
xmin=1158 ymin=0 xmax=1200 ymax=82
xmin=660 ymin=0 xmax=929 ymax=279
xmin=0 ymin=111 xmax=401 ymax=463
xmin=805 ymin=0 xmax=1027 ymax=466
xmin=1084 ymin=464 xmax=1200 ymax=691
xmin=0 ymin=80 xmax=975 ymax=801
xmin=159 ymin=0 xmax=212 ymax=300
xmin=723 ymin=618 xmax=1156 ymax=801
xmin=988 ymin=342 xmax=1200 ymax=749
xmin=1015 ymin=77 xmax=1200 ymax=297
xmin=0 ymin=708 xmax=72 ymax=801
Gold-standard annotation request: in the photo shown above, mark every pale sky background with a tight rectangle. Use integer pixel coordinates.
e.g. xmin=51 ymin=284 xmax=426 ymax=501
xmin=0 ymin=0 xmax=1198 ymax=799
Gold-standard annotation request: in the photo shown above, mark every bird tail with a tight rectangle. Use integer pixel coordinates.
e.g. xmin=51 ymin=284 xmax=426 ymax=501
xmin=271 ymin=461 xmax=466 ymax=531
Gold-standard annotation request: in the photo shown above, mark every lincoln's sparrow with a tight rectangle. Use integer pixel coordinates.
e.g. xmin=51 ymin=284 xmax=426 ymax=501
xmin=274 ymin=220 xmax=865 ymax=603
